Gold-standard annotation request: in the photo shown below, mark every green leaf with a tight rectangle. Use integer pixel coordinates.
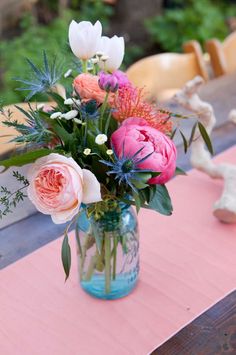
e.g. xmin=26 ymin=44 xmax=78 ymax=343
xmin=170 ymin=128 xmax=177 ymax=140
xmin=198 ymin=122 xmax=214 ymax=155
xmin=131 ymin=180 xmax=149 ymax=189
xmin=0 ymin=149 xmax=52 ymax=169
xmin=175 ymin=167 xmax=187 ymax=176
xmin=61 ymin=234 xmax=71 ymax=281
xmin=180 ymin=130 xmax=188 ymax=153
xmin=147 ymin=184 xmax=173 ymax=216
xmin=132 ymin=191 xmax=141 ymax=213
xmin=189 ymin=122 xmax=197 ymax=146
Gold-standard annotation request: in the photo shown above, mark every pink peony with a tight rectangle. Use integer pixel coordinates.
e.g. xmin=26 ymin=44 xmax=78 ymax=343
xmin=74 ymin=73 xmax=114 ymax=104
xmin=27 ymin=153 xmax=101 ymax=224
xmin=111 ymin=118 xmax=177 ymax=184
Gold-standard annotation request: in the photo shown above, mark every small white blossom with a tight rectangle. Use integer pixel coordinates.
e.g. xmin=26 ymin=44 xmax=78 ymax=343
xmin=83 ymin=148 xmax=91 ymax=156
xmin=91 ymin=57 xmax=99 ymax=64
xmin=74 ymin=118 xmax=82 ymax=124
xmin=96 ymin=51 xmax=104 ymax=57
xmin=64 ymin=98 xmax=74 ymax=105
xmin=95 ymin=134 xmax=108 ymax=145
xmin=101 ymin=55 xmax=109 ymax=61
xmin=75 ymin=99 xmax=81 ymax=106
xmin=64 ymin=69 xmax=72 ymax=78
xmin=37 ymin=103 xmax=45 ymax=110
xmin=61 ymin=110 xmax=78 ymax=120
xmin=50 ymin=112 xmax=62 ymax=119
xmin=106 ymin=149 xmax=113 ymax=156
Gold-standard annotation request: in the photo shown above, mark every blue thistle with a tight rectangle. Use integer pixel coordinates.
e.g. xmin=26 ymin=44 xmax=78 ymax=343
xmin=14 ymin=51 xmax=62 ymax=101
xmin=80 ymin=100 xmax=100 ymax=120
xmin=100 ymin=142 xmax=154 ymax=192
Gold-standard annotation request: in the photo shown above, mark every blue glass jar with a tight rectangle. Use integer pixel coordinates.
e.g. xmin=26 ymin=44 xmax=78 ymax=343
xmin=76 ymin=203 xmax=139 ymax=300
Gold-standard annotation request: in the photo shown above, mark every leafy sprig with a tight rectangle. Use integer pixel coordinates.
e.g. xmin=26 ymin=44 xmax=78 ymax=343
xmin=2 ymin=105 xmax=54 ymax=145
xmin=0 ymin=171 xmax=29 ymax=219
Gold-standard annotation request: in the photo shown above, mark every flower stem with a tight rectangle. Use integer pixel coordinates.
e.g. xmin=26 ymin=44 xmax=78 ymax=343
xmin=100 ymin=92 xmax=109 ymax=132
xmin=112 ymin=237 xmax=118 ymax=280
xmin=104 ymin=232 xmax=111 ymax=294
xmin=82 ymin=59 xmax=87 ymax=73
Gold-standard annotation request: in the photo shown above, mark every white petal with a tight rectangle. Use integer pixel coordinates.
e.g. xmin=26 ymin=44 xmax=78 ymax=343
xmin=51 ymin=203 xmax=80 ymax=224
xmin=82 ymin=169 xmax=101 ymax=204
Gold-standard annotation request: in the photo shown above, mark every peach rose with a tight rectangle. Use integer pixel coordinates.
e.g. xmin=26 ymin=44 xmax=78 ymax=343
xmin=27 ymin=153 xmax=101 ymax=224
xmin=73 ymin=73 xmax=114 ymax=104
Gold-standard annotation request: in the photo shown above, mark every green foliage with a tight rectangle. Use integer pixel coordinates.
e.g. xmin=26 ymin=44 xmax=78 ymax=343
xmin=145 ymin=0 xmax=236 ymax=52
xmin=61 ymin=234 xmax=71 ymax=281
xmin=0 ymin=149 xmax=54 ymax=169
xmin=0 ymin=0 xmax=113 ymax=105
xmin=0 ymin=171 xmax=29 ymax=218
xmin=73 ymin=0 xmax=114 ymax=30
xmin=0 ymin=10 xmax=74 ymax=104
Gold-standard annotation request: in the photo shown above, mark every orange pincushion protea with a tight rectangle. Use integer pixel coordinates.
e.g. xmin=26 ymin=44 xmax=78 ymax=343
xmin=111 ymin=86 xmax=173 ymax=134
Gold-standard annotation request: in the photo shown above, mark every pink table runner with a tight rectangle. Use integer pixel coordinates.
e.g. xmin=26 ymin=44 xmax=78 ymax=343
xmin=1 ymin=147 xmax=236 ymax=355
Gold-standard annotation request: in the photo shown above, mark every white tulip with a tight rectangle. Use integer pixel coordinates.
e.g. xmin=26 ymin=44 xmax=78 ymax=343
xmin=98 ymin=35 xmax=125 ymax=72
xmin=69 ymin=20 xmax=102 ymax=60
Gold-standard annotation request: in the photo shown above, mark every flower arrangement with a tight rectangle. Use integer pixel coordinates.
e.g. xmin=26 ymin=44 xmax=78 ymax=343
xmin=0 ymin=20 xmax=212 ymax=296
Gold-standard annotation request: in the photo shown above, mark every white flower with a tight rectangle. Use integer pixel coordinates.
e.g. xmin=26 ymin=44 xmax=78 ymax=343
xmin=95 ymin=134 xmax=108 ymax=145
xmin=98 ymin=35 xmax=125 ymax=72
xmin=91 ymin=57 xmax=99 ymax=64
xmin=64 ymin=69 xmax=72 ymax=78
xmin=50 ymin=112 xmax=62 ymax=119
xmin=96 ymin=51 xmax=104 ymax=57
xmin=74 ymin=118 xmax=82 ymax=124
xmin=74 ymin=99 xmax=81 ymax=106
xmin=64 ymin=98 xmax=74 ymax=105
xmin=83 ymin=148 xmax=91 ymax=156
xmin=106 ymin=149 xmax=113 ymax=156
xmin=37 ymin=103 xmax=45 ymax=110
xmin=61 ymin=110 xmax=78 ymax=120
xmin=101 ymin=55 xmax=109 ymax=61
xmin=69 ymin=20 xmax=102 ymax=60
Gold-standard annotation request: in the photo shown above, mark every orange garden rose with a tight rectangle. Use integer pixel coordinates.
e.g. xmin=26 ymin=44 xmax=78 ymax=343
xmin=74 ymin=73 xmax=114 ymax=104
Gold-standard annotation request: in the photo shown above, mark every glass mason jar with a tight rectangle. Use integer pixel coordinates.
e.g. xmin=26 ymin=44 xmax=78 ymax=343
xmin=76 ymin=203 xmax=139 ymax=300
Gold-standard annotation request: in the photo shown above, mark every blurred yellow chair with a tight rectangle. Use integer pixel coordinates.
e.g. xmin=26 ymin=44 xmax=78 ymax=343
xmin=126 ymin=41 xmax=208 ymax=102
xmin=205 ymin=31 xmax=236 ymax=77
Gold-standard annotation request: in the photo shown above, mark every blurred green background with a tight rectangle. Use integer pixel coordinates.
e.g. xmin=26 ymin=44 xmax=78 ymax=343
xmin=1 ymin=0 xmax=236 ymax=105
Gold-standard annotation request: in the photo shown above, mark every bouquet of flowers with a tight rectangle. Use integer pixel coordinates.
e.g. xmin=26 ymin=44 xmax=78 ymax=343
xmin=0 ymin=20 xmax=212 ymax=298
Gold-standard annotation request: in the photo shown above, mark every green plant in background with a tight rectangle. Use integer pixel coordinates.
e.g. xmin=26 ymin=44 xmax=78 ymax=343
xmin=0 ymin=0 xmax=113 ymax=105
xmin=145 ymin=0 xmax=236 ymax=52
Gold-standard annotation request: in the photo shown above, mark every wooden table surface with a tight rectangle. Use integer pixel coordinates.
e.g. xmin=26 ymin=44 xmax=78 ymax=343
xmin=152 ymin=290 xmax=236 ymax=355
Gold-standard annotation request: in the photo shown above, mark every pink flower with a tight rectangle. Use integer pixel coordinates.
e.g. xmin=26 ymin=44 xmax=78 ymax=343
xmin=27 ymin=153 xmax=101 ymax=224
xmin=111 ymin=118 xmax=177 ymax=184
xmin=112 ymin=70 xmax=132 ymax=88
xmin=98 ymin=71 xmax=119 ymax=92
xmin=111 ymin=86 xmax=173 ymax=134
